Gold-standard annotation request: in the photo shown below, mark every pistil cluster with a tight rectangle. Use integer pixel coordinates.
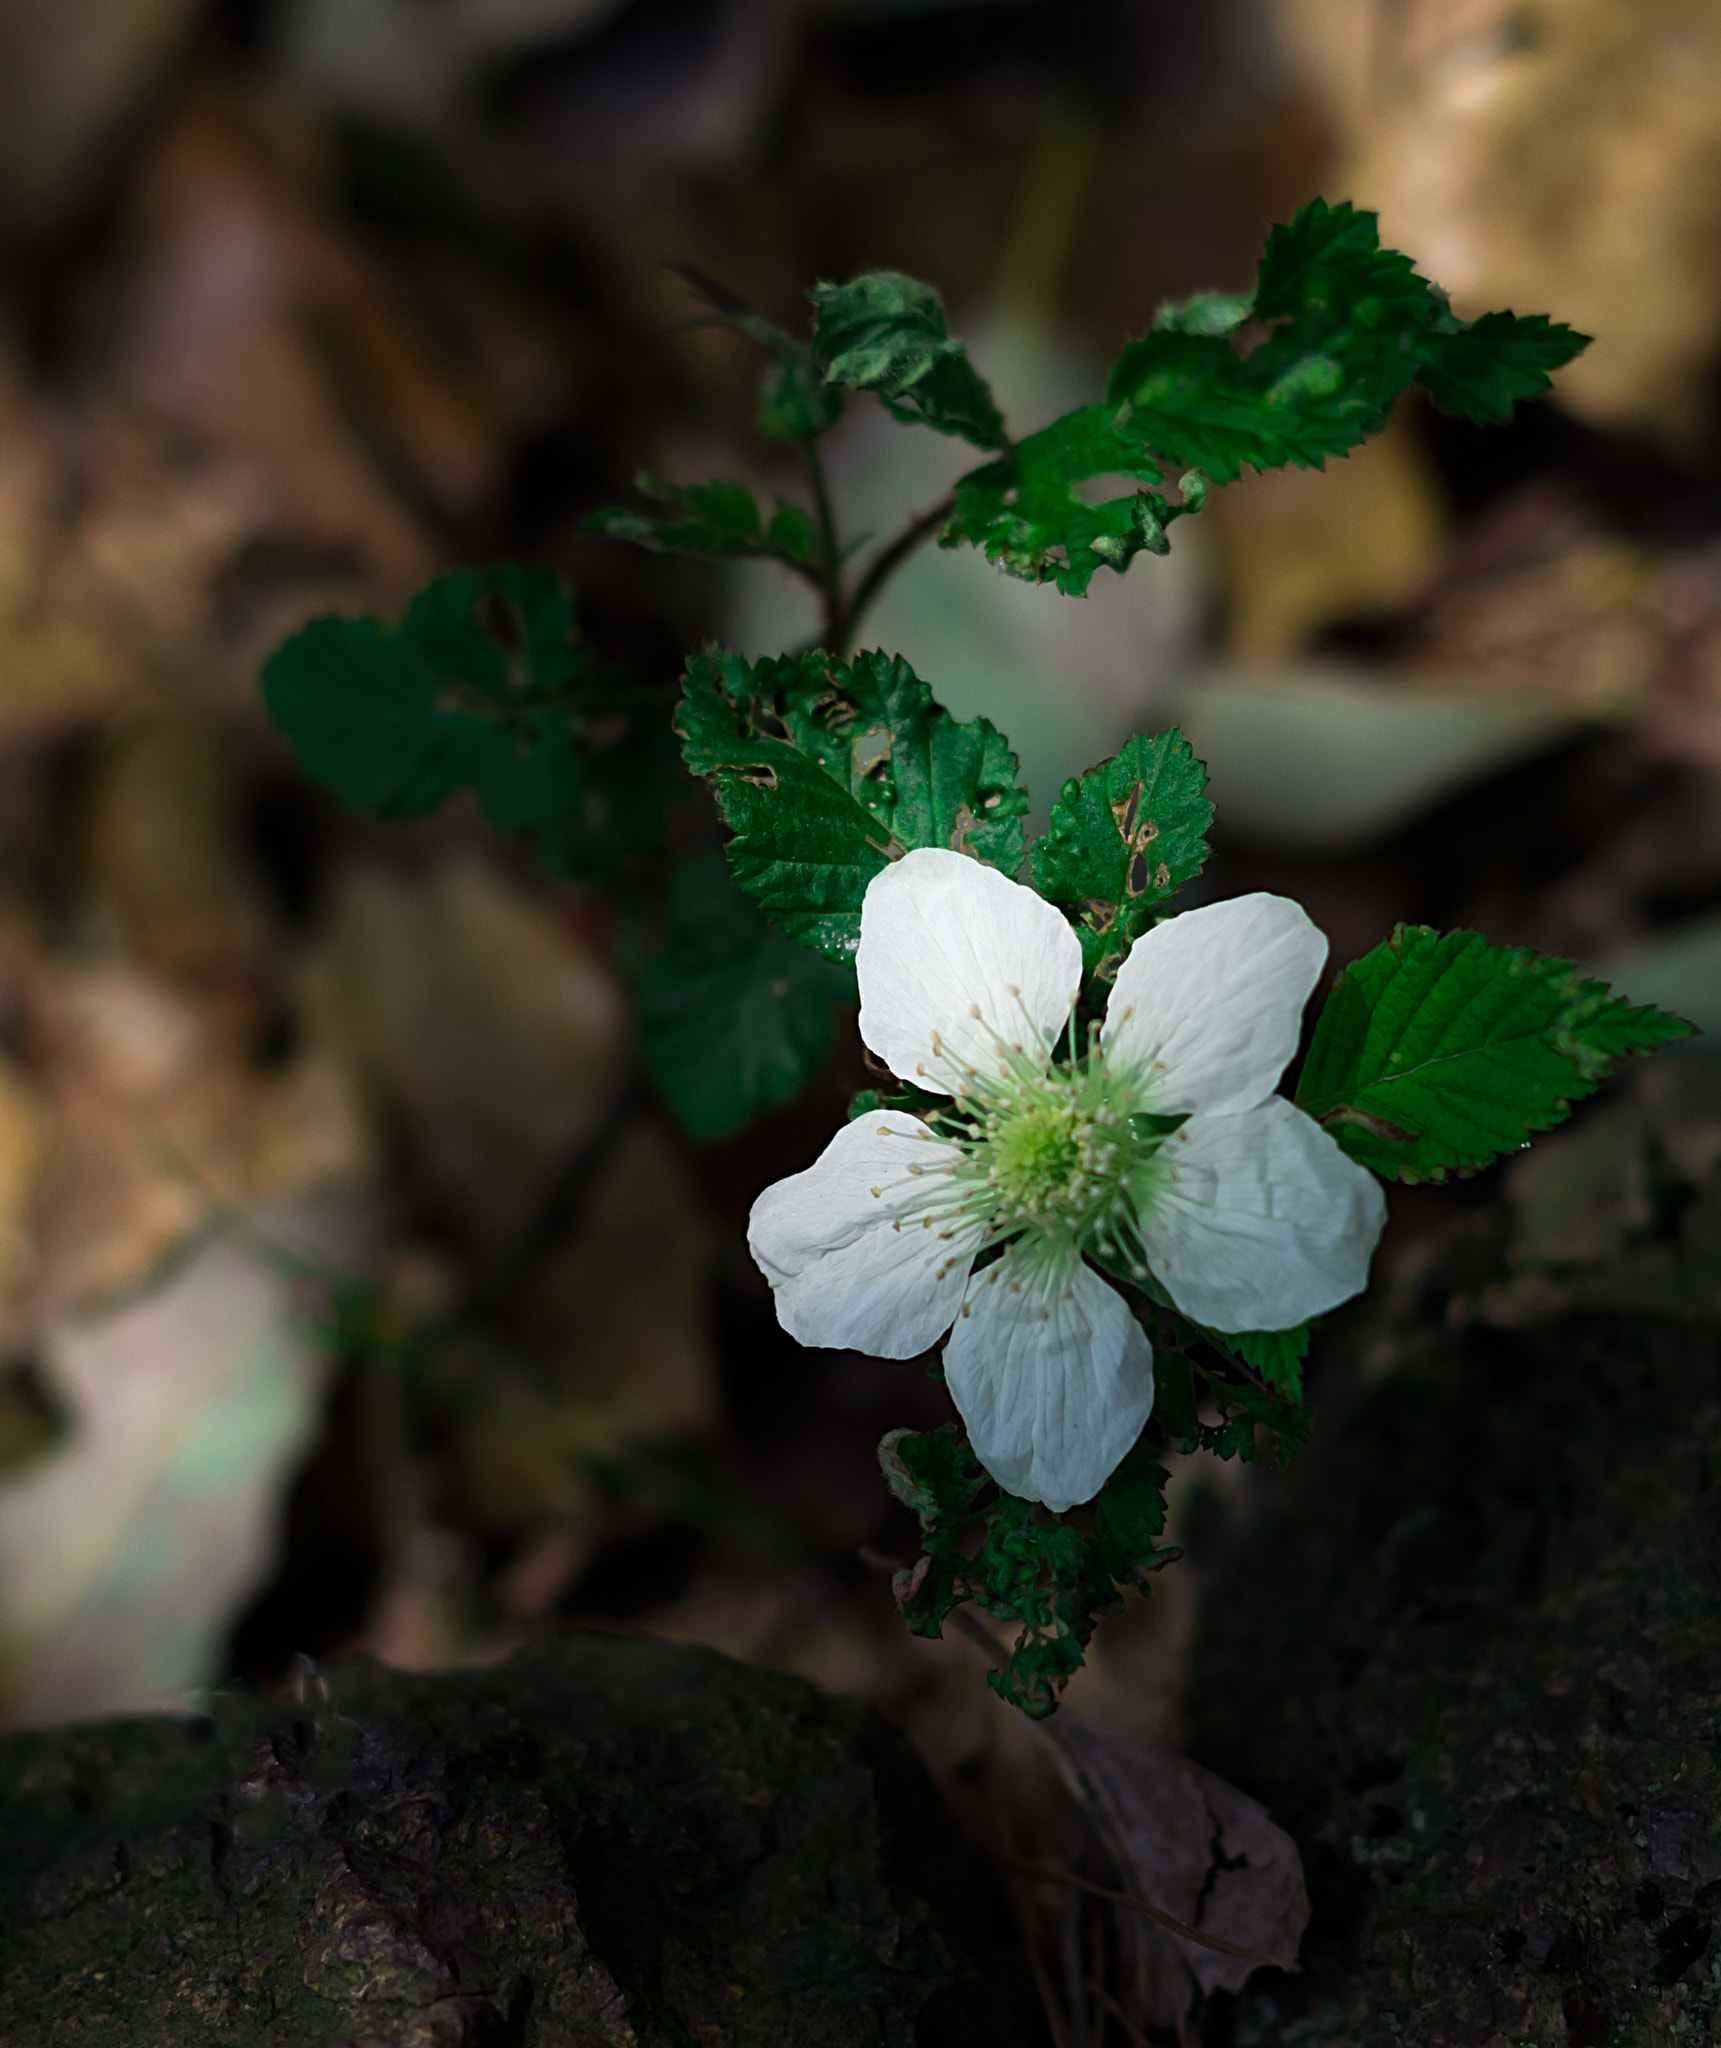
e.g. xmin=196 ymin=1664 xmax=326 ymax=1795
xmin=926 ymin=1019 xmax=1165 ymax=1272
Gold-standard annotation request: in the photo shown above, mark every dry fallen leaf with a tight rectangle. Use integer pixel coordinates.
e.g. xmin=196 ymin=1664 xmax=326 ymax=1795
xmin=1048 ymin=1717 xmax=1310 ymax=2026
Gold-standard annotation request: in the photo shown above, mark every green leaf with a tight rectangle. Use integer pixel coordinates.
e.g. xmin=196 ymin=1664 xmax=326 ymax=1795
xmin=1226 ymin=1324 xmax=1313 ymax=1400
xmin=754 ymin=334 xmax=844 ymax=441
xmin=583 ymin=475 xmax=817 ymax=566
xmin=1202 ymin=1374 xmax=1313 ymax=1465
xmin=676 ymin=644 xmax=1027 ymax=960
xmin=260 ymin=565 xmax=681 ymax=882
xmin=1251 ymin=194 xmax=1431 ymax=330
xmin=1029 ymin=728 xmax=1213 ymax=976
xmin=1107 ymin=199 xmax=1439 ymax=484
xmin=1413 ymin=309 xmax=1589 ymax=425
xmin=1295 ymin=924 xmax=1697 ymax=1183
xmin=810 ymin=271 xmax=1007 ymax=450
xmin=1150 ymin=1348 xmax=1201 ymax=1449
xmin=637 ymin=851 xmax=856 ymax=1142
xmin=942 ymin=405 xmax=1202 ymax=596
xmin=1091 ymin=1440 xmax=1173 ymax=1587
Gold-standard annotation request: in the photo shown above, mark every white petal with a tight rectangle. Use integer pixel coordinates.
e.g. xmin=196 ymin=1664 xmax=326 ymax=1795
xmin=1136 ymin=1095 xmax=1387 ymax=1331
xmin=747 ymin=1110 xmax=983 ymax=1358
xmin=943 ymin=1244 xmax=1155 ymax=1513
xmin=1101 ymin=894 xmax=1327 ymax=1115
xmin=858 ymin=848 xmax=1082 ymax=1096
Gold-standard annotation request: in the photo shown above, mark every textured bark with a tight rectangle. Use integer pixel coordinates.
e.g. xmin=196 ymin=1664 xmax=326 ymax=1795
xmin=0 ymin=1633 xmax=1041 ymax=2048
xmin=1188 ymin=1215 xmax=1721 ymax=2047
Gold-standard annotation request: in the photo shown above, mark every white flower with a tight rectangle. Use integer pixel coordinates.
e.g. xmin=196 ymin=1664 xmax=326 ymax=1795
xmin=747 ymin=849 xmax=1387 ymax=1513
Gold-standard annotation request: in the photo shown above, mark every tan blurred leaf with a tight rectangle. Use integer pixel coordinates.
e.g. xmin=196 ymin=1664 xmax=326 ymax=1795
xmin=1210 ymin=408 xmax=1448 ymax=658
xmin=316 ymin=859 xmax=628 ymax=1240
xmin=82 ymin=720 xmax=273 ymax=982
xmin=1396 ymin=486 xmax=1658 ymax=712
xmin=0 ymin=1055 xmax=47 ymax=1340
xmin=1304 ymin=0 xmax=1721 ymax=443
xmin=316 ymin=857 xmax=716 ymax=1438
xmin=1050 ymin=1718 xmax=1309 ymax=2019
xmin=0 ymin=1217 xmax=349 ymax=1727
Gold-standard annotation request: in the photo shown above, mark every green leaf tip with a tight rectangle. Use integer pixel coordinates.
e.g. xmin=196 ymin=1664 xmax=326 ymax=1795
xmin=810 ymin=270 xmax=1008 ymax=451
xmin=1296 ymin=923 xmax=1696 ymax=1183
xmin=259 ymin=563 xmax=682 ymax=884
xmin=676 ymin=643 xmax=1027 ymax=961
xmin=1105 ymin=196 xmax=1588 ymax=488
xmin=1029 ymin=728 xmax=1213 ymax=976
xmin=1226 ymin=1323 xmax=1314 ymax=1400
xmin=638 ymin=850 xmax=855 ymax=1143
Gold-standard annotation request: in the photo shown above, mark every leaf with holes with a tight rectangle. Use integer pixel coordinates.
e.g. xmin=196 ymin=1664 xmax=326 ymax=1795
xmin=1029 ymin=729 xmax=1213 ymax=976
xmin=941 ymin=406 xmax=1205 ymax=596
xmin=810 ymin=271 xmax=1007 ymax=449
xmin=1295 ymin=925 xmax=1695 ymax=1183
xmin=261 ymin=565 xmax=682 ymax=881
xmin=583 ymin=475 xmax=817 ymax=566
xmin=638 ymin=851 xmax=856 ymax=1142
xmin=676 ymin=644 xmax=1027 ymax=960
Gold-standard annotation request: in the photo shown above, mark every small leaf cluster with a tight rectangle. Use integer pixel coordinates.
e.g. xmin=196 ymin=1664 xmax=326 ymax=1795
xmin=879 ymin=1426 xmax=1177 ymax=1718
xmin=877 ymin=1308 xmax=1313 ymax=1718
xmin=587 ymin=198 xmax=1587 ymax=617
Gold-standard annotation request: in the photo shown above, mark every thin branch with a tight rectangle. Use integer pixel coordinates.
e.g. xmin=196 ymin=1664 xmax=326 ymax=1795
xmin=1085 ymin=1977 xmax=1152 ymax=2048
xmin=802 ymin=438 xmax=844 ymax=648
xmin=426 ymin=1062 xmax=650 ymax=1340
xmin=993 ymin=1785 xmax=1078 ymax=2048
xmin=663 ymin=258 xmax=751 ymax=317
xmin=836 ymin=494 xmax=955 ymax=655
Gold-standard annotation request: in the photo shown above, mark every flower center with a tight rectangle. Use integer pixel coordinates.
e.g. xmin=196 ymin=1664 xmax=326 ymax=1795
xmin=989 ymin=1102 xmax=1091 ymax=1217
xmin=952 ymin=1054 xmax=1159 ymax=1250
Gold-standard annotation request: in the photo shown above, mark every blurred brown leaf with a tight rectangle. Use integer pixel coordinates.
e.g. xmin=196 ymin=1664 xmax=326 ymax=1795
xmin=0 ymin=0 xmax=203 ymax=239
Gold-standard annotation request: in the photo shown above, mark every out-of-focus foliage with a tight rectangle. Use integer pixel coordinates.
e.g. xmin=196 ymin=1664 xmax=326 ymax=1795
xmin=264 ymin=567 xmax=683 ymax=883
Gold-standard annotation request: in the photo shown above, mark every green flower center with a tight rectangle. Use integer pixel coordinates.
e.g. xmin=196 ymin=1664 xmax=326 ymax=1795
xmin=989 ymin=1103 xmax=1091 ymax=1216
xmin=955 ymin=1056 xmax=1161 ymax=1250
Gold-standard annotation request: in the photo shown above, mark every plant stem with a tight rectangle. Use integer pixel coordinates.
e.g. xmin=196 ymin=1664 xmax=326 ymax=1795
xmin=424 ymin=1061 xmax=649 ymax=1342
xmin=836 ymin=494 xmax=955 ymax=655
xmin=802 ymin=437 xmax=844 ymax=648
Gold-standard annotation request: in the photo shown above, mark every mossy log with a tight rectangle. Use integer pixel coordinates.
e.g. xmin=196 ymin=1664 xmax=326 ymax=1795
xmin=1189 ymin=1224 xmax=1721 ymax=2047
xmin=0 ymin=1634 xmax=1041 ymax=2048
